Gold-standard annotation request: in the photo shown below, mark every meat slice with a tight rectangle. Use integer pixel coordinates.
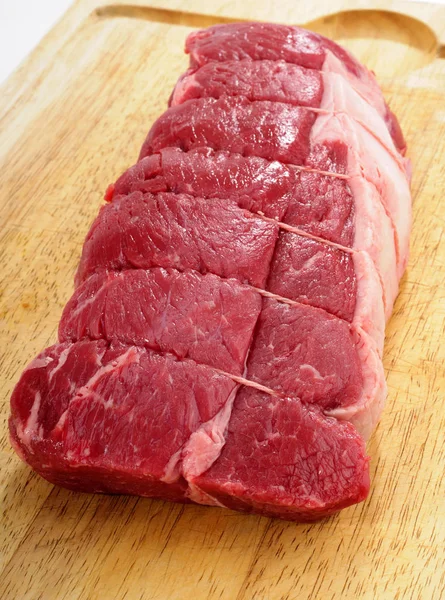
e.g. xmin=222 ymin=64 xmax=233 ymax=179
xmin=75 ymin=191 xmax=384 ymax=349
xmin=140 ymin=98 xmax=408 ymax=308
xmin=9 ymin=344 xmax=370 ymax=519
xmin=142 ymin=97 xmax=408 ymax=239
xmin=111 ymin=147 xmax=355 ymax=245
xmin=245 ymin=300 xmax=386 ymax=438
xmin=113 ymin=147 xmax=397 ymax=318
xmin=171 ymin=60 xmax=324 ymax=108
xmin=76 ymin=191 xmax=278 ymax=288
xmin=188 ymin=387 xmax=370 ymax=521
xmin=9 ymin=340 xmax=238 ymax=501
xmin=141 ymin=97 xmax=317 ymax=165
xmin=186 ymin=22 xmax=367 ymax=77
xmin=185 ymin=22 xmax=406 ymax=154
xmin=269 ymin=233 xmax=357 ymax=321
xmin=266 ymin=237 xmax=384 ymax=351
xmin=170 ymin=60 xmax=402 ymax=159
xmin=61 ymin=269 xmax=262 ymax=375
xmin=62 ymin=267 xmax=385 ymax=438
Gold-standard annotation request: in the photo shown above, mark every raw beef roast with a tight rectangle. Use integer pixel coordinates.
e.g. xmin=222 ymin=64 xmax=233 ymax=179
xmin=9 ymin=23 xmax=411 ymax=521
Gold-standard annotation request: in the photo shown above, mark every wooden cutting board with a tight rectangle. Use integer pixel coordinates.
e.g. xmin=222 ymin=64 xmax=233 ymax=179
xmin=0 ymin=0 xmax=444 ymax=598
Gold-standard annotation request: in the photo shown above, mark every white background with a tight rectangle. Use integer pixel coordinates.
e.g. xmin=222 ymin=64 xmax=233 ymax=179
xmin=0 ymin=0 xmax=444 ymax=84
xmin=0 ymin=0 xmax=73 ymax=84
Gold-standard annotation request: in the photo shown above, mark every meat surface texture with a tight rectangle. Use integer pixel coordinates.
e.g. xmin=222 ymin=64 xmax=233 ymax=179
xmin=10 ymin=23 xmax=411 ymax=522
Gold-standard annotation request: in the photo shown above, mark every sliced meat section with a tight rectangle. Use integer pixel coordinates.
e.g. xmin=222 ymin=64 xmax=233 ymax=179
xmin=9 ymin=340 xmax=238 ymax=501
xmin=245 ymin=299 xmax=386 ymax=437
xmin=113 ymin=146 xmax=397 ymax=317
xmin=140 ymin=97 xmax=317 ymax=165
xmin=61 ymin=269 xmax=262 ymax=375
xmin=186 ymin=22 xmax=356 ymax=72
xmin=309 ymin=113 xmax=411 ymax=278
xmin=10 ymin=341 xmax=370 ymax=520
xmin=188 ymin=387 xmax=370 ymax=521
xmin=140 ymin=97 xmax=409 ymax=290
xmin=170 ymin=60 xmax=402 ymax=160
xmin=76 ymin=191 xmax=278 ymax=288
xmin=171 ymin=60 xmax=324 ymax=108
xmin=247 ymin=299 xmax=363 ymax=408
xmin=304 ymin=141 xmax=400 ymax=316
xmin=74 ymin=192 xmax=384 ymax=350
xmin=268 ymin=233 xmax=357 ymax=321
xmin=111 ymin=147 xmax=355 ymax=245
xmin=61 ymin=267 xmax=384 ymax=436
xmin=267 ymin=232 xmax=384 ymax=351
xmin=75 ymin=190 xmax=384 ymax=349
xmin=185 ymin=22 xmax=406 ymax=154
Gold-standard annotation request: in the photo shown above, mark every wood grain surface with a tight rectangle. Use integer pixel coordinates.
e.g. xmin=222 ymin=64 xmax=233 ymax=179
xmin=0 ymin=1 xmax=444 ymax=598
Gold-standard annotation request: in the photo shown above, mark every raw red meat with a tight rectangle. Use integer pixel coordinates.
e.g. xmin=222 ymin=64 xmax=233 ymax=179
xmin=111 ymin=146 xmax=398 ymax=319
xmin=267 ymin=233 xmax=357 ymax=321
xmin=141 ymin=97 xmax=318 ymax=165
xmin=112 ymin=147 xmax=355 ymax=245
xmin=189 ymin=388 xmax=370 ymax=521
xmin=59 ymin=270 xmax=385 ymax=433
xmin=9 ymin=341 xmax=238 ymax=501
xmin=9 ymin=343 xmax=370 ymax=519
xmin=60 ymin=269 xmax=262 ymax=374
xmin=10 ymin=23 xmax=411 ymax=521
xmin=171 ymin=60 xmax=324 ymax=108
xmin=169 ymin=59 xmax=400 ymax=160
xmin=81 ymin=184 xmax=384 ymax=349
xmin=185 ymin=22 xmax=406 ymax=154
xmin=140 ymin=96 xmax=410 ymax=296
xmin=76 ymin=191 xmax=279 ymax=289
